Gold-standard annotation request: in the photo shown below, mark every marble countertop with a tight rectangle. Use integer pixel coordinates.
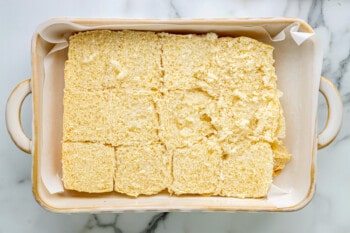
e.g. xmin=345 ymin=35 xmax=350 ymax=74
xmin=0 ymin=0 xmax=349 ymax=232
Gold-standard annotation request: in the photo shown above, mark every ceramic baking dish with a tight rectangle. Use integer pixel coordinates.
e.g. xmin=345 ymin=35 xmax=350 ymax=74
xmin=6 ymin=18 xmax=343 ymax=213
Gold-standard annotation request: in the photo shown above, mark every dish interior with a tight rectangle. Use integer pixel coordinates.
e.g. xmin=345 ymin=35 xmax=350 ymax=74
xmin=32 ymin=19 xmax=322 ymax=212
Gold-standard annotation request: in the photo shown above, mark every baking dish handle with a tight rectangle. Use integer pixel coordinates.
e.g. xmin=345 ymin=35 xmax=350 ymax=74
xmin=318 ymin=77 xmax=343 ymax=149
xmin=6 ymin=79 xmax=32 ymax=154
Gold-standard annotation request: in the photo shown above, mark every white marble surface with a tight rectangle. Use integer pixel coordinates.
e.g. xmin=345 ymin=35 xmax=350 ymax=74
xmin=0 ymin=0 xmax=349 ymax=232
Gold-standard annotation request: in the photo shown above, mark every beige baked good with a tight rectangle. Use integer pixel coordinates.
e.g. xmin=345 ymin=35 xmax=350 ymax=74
xmin=65 ymin=30 xmax=122 ymax=90
xmin=210 ymin=36 xmax=285 ymax=143
xmin=63 ymin=30 xmax=291 ymax=197
xmin=63 ymin=89 xmax=110 ymax=143
xmin=211 ymin=36 xmax=278 ymax=92
xmin=211 ymin=36 xmax=289 ymax=197
xmin=272 ymin=141 xmax=292 ymax=176
xmin=219 ymin=141 xmax=274 ymax=198
xmin=117 ymin=30 xmax=162 ymax=91
xmin=214 ymin=93 xmax=285 ymax=143
xmin=65 ymin=30 xmax=161 ymax=91
xmin=62 ymin=142 xmax=114 ymax=193
xmin=170 ymin=137 xmax=222 ymax=195
xmin=109 ymin=91 xmax=160 ymax=146
xmin=157 ymin=89 xmax=217 ymax=150
xmin=63 ymin=88 xmax=159 ymax=145
xmin=114 ymin=144 xmax=171 ymax=196
xmin=159 ymin=32 xmax=218 ymax=94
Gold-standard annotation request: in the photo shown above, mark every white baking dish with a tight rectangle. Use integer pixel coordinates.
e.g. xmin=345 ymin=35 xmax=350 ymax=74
xmin=6 ymin=18 xmax=343 ymax=212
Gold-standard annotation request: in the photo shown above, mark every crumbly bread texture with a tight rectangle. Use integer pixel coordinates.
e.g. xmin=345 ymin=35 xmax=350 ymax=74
xmin=211 ymin=37 xmax=277 ymax=91
xmin=62 ymin=30 xmax=291 ymax=198
xmin=62 ymin=142 xmax=114 ymax=193
xmin=64 ymin=30 xmax=122 ymax=90
xmin=114 ymin=144 xmax=171 ymax=196
xmin=109 ymin=91 xmax=160 ymax=146
xmin=160 ymin=33 xmax=218 ymax=92
xmin=271 ymin=141 xmax=292 ymax=176
xmin=170 ymin=137 xmax=222 ymax=195
xmin=63 ymin=89 xmax=110 ymax=143
xmin=219 ymin=141 xmax=274 ymax=198
xmin=65 ymin=30 xmax=161 ymax=91
xmin=214 ymin=93 xmax=285 ymax=143
xmin=211 ymin=36 xmax=285 ymax=143
xmin=116 ymin=31 xmax=162 ymax=91
xmin=157 ymin=89 xmax=217 ymax=150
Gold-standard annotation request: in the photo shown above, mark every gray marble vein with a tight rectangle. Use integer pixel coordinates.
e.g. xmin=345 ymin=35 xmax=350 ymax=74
xmin=333 ymin=50 xmax=350 ymax=91
xmin=307 ymin=0 xmax=326 ymax=28
xmin=81 ymin=213 xmax=168 ymax=233
xmin=140 ymin=213 xmax=168 ymax=233
xmin=82 ymin=214 xmax=122 ymax=233
xmin=169 ymin=0 xmax=181 ymax=18
xmin=16 ymin=177 xmax=31 ymax=185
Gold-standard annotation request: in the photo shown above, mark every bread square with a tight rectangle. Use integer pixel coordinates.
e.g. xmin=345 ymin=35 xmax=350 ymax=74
xmin=65 ymin=30 xmax=122 ymax=90
xmin=211 ymin=36 xmax=277 ymax=92
xmin=160 ymin=33 xmax=218 ymax=92
xmin=219 ymin=141 xmax=273 ymax=198
xmin=62 ymin=142 xmax=114 ymax=193
xmin=114 ymin=144 xmax=171 ymax=196
xmin=170 ymin=138 xmax=222 ymax=195
xmin=116 ymin=31 xmax=162 ymax=91
xmin=157 ymin=90 xmax=218 ymax=149
xmin=63 ymin=89 xmax=110 ymax=143
xmin=109 ymin=91 xmax=160 ymax=146
xmin=214 ymin=92 xmax=285 ymax=143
